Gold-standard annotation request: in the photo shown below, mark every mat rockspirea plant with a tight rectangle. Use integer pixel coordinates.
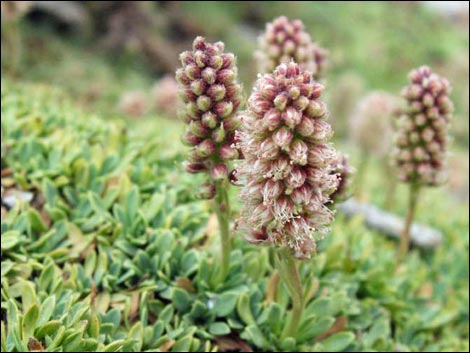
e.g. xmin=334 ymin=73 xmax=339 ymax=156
xmin=330 ymin=153 xmax=354 ymax=204
xmin=393 ymin=66 xmax=453 ymax=259
xmin=176 ymin=36 xmax=243 ymax=281
xmin=350 ymin=91 xmax=398 ymax=199
xmin=237 ymin=61 xmax=339 ymax=338
xmin=255 ymin=16 xmax=328 ymax=80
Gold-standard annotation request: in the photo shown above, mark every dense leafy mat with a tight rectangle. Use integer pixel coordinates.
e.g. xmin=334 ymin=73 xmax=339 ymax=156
xmin=1 ymin=82 xmax=468 ymax=352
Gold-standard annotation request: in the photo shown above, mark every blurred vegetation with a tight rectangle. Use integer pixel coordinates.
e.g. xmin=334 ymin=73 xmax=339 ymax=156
xmin=1 ymin=2 xmax=468 ymax=144
xmin=1 ymin=1 xmax=469 ymax=352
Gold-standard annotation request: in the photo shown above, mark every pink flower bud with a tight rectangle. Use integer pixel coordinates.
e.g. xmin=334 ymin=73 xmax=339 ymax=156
xmin=189 ymin=120 xmax=209 ymax=138
xmin=212 ymin=125 xmax=226 ymax=143
xmin=282 ymin=106 xmax=302 ymax=128
xmin=196 ymin=139 xmax=216 ymax=158
xmin=293 ymin=96 xmax=309 ymax=111
xmin=260 ymin=82 xmax=278 ymax=101
xmin=288 ymin=86 xmax=300 ymax=99
xmin=185 ymin=63 xmax=201 ymax=80
xmin=182 ymin=130 xmax=202 ymax=146
xmin=198 ymin=182 xmax=216 ymax=199
xmin=273 ymin=127 xmax=293 ymax=149
xmin=289 ymin=139 xmax=308 ymax=165
xmin=185 ymin=162 xmax=207 ymax=174
xmin=219 ymin=144 xmax=239 ymax=160
xmin=207 ymin=84 xmax=226 ymax=102
xmin=186 ymin=102 xmax=200 ymax=119
xmin=196 ymin=95 xmax=212 ymax=112
xmin=175 ymin=68 xmax=190 ymax=85
xmin=305 ymin=100 xmax=325 ymax=118
xmin=221 ymin=53 xmax=235 ymax=69
xmin=211 ymin=163 xmax=229 ymax=180
xmin=274 ymin=92 xmax=289 ymax=111
xmin=215 ymin=101 xmax=234 ymax=118
xmin=218 ymin=69 xmax=236 ymax=84
xmin=209 ymin=55 xmax=223 ymax=70
xmin=201 ymin=67 xmax=217 ymax=84
xmin=263 ymin=109 xmax=282 ymax=131
xmin=259 ymin=138 xmax=280 ymax=159
xmin=190 ymin=79 xmax=207 ymax=96
xmin=296 ymin=117 xmax=315 ymax=136
xmin=222 ymin=115 xmax=241 ymax=132
xmin=201 ymin=112 xmax=218 ymax=129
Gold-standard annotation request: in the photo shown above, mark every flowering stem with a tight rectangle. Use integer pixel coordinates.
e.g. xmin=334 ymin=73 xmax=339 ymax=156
xmin=384 ymin=162 xmax=397 ymax=210
xmin=213 ymin=180 xmax=231 ymax=282
xmin=399 ymin=184 xmax=420 ymax=261
xmin=276 ymin=249 xmax=303 ymax=340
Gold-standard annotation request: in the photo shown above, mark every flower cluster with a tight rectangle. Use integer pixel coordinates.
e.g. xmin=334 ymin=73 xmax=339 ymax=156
xmin=350 ymin=91 xmax=399 ymax=157
xmin=119 ymin=91 xmax=147 ymax=118
xmin=329 ymin=153 xmax=354 ymax=203
xmin=176 ymin=37 xmax=243 ymax=198
xmin=1 ymin=1 xmax=32 ymax=21
xmin=393 ymin=66 xmax=453 ymax=186
xmin=255 ymin=16 xmax=328 ymax=80
xmin=152 ymin=75 xmax=179 ymax=118
xmin=238 ymin=61 xmax=338 ymax=259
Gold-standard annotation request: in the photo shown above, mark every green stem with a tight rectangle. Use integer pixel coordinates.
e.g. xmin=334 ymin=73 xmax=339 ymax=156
xmin=213 ymin=180 xmax=231 ymax=282
xmin=383 ymin=162 xmax=397 ymax=210
xmin=276 ymin=250 xmax=303 ymax=340
xmin=399 ymin=184 xmax=420 ymax=261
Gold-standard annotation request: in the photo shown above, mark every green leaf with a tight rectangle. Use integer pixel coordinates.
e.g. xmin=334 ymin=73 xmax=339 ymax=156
xmin=102 ymin=308 xmax=121 ymax=331
xmin=318 ymin=332 xmax=355 ymax=352
xmin=35 ymin=320 xmax=61 ymax=340
xmin=128 ymin=322 xmax=144 ymax=351
xmin=87 ymin=312 xmax=100 ymax=339
xmin=71 ymin=338 xmax=99 ymax=352
xmin=1 ymin=321 xmax=7 ymax=352
xmin=102 ymin=339 xmax=126 ymax=352
xmin=213 ymin=292 xmax=239 ymax=317
xmin=27 ymin=208 xmax=47 ymax=232
xmin=159 ymin=305 xmax=174 ymax=324
xmin=308 ymin=297 xmax=332 ymax=317
xmin=280 ymin=337 xmax=296 ymax=351
xmin=237 ymin=292 xmax=256 ymax=326
xmin=37 ymin=296 xmax=56 ymax=326
xmin=240 ymin=325 xmax=269 ymax=350
xmin=301 ymin=316 xmax=335 ymax=341
xmin=172 ymin=288 xmax=192 ymax=313
xmin=209 ymin=322 xmax=231 ymax=336
xmin=22 ymin=303 xmax=39 ymax=341
xmin=1 ymin=230 xmax=20 ymax=250
xmin=15 ymin=281 xmax=37 ymax=313
xmin=171 ymin=336 xmax=192 ymax=352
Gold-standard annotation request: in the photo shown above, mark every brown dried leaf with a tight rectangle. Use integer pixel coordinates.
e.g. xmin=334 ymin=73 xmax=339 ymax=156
xmin=159 ymin=339 xmax=176 ymax=352
xmin=1 ymin=206 xmax=7 ymax=220
xmin=215 ymin=334 xmax=254 ymax=352
xmin=129 ymin=292 xmax=140 ymax=322
xmin=28 ymin=337 xmax=44 ymax=351
xmin=418 ymin=282 xmax=433 ymax=299
xmin=176 ymin=277 xmax=196 ymax=293
xmin=1 ymin=178 xmax=15 ymax=188
xmin=316 ymin=315 xmax=348 ymax=341
xmin=1 ymin=168 xmax=12 ymax=177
